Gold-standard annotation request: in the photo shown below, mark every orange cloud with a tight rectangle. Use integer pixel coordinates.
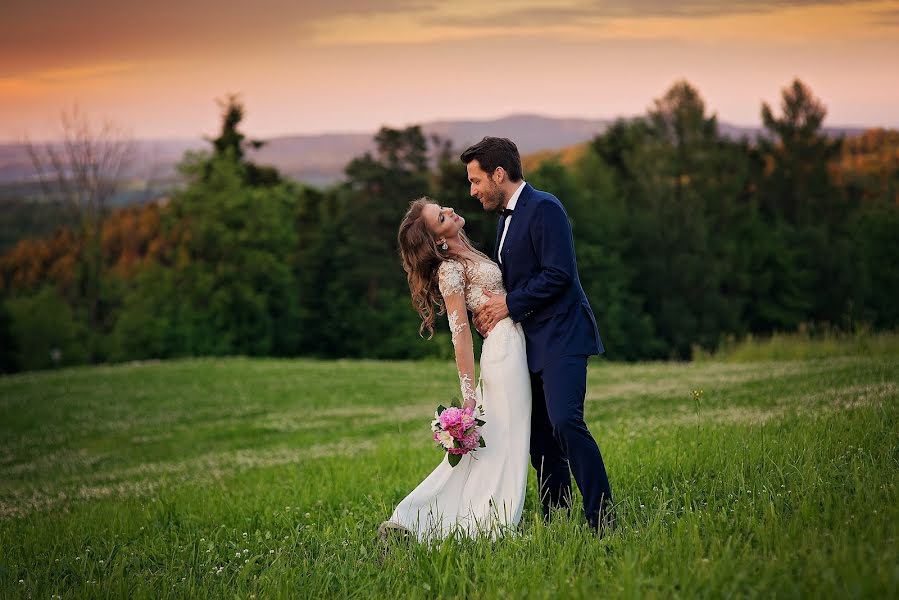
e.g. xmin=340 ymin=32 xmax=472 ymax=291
xmin=35 ymin=63 xmax=136 ymax=82
xmin=0 ymin=78 xmax=39 ymax=96
xmin=0 ymin=63 xmax=136 ymax=98
xmin=305 ymin=0 xmax=899 ymax=45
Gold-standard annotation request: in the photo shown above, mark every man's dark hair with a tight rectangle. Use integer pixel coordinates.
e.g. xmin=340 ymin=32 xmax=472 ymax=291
xmin=460 ymin=137 xmax=523 ymax=182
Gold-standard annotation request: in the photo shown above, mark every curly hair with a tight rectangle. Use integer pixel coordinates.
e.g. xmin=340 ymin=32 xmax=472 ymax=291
xmin=397 ymin=197 xmax=483 ymax=338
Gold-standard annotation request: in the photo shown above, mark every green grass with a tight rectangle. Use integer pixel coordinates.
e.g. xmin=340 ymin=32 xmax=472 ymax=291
xmin=1 ymin=351 xmax=897 ymax=598
xmin=700 ymin=327 xmax=899 ymax=362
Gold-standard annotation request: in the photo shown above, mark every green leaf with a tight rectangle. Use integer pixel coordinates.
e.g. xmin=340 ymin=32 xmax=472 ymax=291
xmin=448 ymin=453 xmax=462 ymax=467
xmin=479 ymin=437 xmax=486 ymax=448
xmin=475 ymin=419 xmax=486 ymax=427
xmin=451 ymin=398 xmax=461 ymax=408
xmin=437 ymin=404 xmax=447 ymax=415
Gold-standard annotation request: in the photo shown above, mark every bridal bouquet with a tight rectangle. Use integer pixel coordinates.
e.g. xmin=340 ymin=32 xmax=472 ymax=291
xmin=431 ymin=401 xmax=486 ymax=467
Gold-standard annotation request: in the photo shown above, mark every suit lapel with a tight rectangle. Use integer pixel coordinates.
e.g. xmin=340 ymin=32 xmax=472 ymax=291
xmin=499 ymin=184 xmax=532 ymax=268
xmin=494 ymin=216 xmax=505 ymax=263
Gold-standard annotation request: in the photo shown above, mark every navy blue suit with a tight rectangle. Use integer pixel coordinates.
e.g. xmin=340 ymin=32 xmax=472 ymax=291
xmin=496 ymin=183 xmax=613 ymax=528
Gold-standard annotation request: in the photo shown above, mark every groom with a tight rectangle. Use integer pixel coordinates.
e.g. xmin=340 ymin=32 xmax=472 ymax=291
xmin=462 ymin=137 xmax=615 ymax=534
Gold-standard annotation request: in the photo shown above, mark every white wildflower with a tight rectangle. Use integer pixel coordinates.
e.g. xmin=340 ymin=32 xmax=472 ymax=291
xmin=436 ymin=430 xmax=454 ymax=449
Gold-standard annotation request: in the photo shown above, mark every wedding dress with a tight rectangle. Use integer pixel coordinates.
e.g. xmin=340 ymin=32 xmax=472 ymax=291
xmin=384 ymin=257 xmax=532 ymax=541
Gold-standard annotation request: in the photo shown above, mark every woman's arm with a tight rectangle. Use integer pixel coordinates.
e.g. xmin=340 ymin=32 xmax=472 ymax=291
xmin=438 ymin=260 xmax=478 ymax=411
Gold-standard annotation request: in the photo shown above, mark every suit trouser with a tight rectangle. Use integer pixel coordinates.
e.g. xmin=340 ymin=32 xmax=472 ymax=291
xmin=529 ymin=354 xmax=613 ymax=528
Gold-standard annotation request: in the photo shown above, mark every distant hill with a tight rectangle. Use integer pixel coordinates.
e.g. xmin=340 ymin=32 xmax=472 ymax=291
xmin=243 ymin=114 xmax=614 ymax=185
xmin=0 ymin=115 xmax=869 ymax=189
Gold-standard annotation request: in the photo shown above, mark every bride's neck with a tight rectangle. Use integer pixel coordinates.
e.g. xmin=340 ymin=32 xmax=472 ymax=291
xmin=445 ymin=236 xmax=467 ymax=254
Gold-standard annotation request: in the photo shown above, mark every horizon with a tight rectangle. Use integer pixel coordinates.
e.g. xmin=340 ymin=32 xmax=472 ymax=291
xmin=0 ymin=111 xmax=882 ymax=147
xmin=3 ymin=1 xmax=899 ymax=142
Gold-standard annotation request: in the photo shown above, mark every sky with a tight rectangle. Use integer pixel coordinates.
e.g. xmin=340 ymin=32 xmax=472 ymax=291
xmin=2 ymin=0 xmax=899 ymax=142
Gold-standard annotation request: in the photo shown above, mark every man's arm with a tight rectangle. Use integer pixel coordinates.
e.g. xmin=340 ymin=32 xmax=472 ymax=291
xmin=505 ymin=199 xmax=575 ymax=321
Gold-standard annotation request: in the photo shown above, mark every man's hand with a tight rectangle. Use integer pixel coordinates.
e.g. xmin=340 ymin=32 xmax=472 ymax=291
xmin=473 ymin=288 xmax=509 ymax=336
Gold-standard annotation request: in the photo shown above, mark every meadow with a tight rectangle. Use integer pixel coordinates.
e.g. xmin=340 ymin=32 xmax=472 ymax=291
xmin=1 ymin=339 xmax=897 ymax=598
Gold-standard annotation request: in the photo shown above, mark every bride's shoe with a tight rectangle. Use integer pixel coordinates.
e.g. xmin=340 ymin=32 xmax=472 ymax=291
xmin=377 ymin=520 xmax=411 ymax=543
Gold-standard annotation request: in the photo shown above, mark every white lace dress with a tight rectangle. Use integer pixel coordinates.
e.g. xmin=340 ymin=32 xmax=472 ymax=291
xmin=386 ymin=257 xmax=532 ymax=541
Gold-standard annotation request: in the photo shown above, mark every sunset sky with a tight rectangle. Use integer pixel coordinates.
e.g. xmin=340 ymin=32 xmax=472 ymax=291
xmin=2 ymin=0 xmax=899 ymax=141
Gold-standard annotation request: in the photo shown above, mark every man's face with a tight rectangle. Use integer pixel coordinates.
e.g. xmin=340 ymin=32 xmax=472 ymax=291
xmin=466 ymin=160 xmax=505 ymax=212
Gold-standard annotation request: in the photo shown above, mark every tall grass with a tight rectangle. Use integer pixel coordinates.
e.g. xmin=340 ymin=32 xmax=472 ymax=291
xmin=695 ymin=326 xmax=899 ymax=362
xmin=1 ymin=349 xmax=897 ymax=598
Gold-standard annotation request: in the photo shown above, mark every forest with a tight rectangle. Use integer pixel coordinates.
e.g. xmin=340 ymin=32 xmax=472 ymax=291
xmin=1 ymin=79 xmax=897 ymax=372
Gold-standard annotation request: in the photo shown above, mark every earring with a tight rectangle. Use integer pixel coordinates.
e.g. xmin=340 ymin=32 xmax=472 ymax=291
xmin=440 ymin=241 xmax=448 ymax=251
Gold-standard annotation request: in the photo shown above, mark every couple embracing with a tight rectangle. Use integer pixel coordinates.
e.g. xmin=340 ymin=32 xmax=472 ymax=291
xmin=382 ymin=137 xmax=615 ymax=541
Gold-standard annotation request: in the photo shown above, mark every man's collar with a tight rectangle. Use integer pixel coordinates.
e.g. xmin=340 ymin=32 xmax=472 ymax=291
xmin=505 ymin=181 xmax=526 ymax=211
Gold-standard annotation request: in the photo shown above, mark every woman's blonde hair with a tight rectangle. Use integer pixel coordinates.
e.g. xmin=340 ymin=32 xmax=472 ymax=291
xmin=397 ymin=197 xmax=485 ymax=338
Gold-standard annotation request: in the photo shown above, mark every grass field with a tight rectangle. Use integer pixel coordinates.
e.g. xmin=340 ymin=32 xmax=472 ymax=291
xmin=1 ymin=346 xmax=897 ymax=598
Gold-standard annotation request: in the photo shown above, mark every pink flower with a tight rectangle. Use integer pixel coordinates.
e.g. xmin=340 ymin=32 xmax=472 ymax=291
xmin=432 ymin=403 xmax=486 ymax=465
xmin=439 ymin=407 xmax=464 ymax=436
xmin=439 ymin=407 xmax=477 ymax=439
xmin=461 ymin=427 xmax=481 ymax=450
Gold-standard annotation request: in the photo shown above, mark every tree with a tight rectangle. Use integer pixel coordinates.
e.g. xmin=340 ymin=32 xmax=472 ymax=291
xmin=0 ymin=299 xmax=17 ymax=372
xmin=759 ymin=80 xmax=856 ymax=325
xmin=648 ymin=80 xmax=721 ymax=205
xmin=343 ymin=125 xmax=429 ymax=312
xmin=567 ymin=149 xmax=665 ymax=360
xmin=164 ymin=151 xmax=300 ymax=357
xmin=759 ymin=78 xmax=843 ymax=225
xmin=637 ymin=83 xmax=749 ymax=355
xmin=6 ymin=286 xmax=88 ymax=370
xmin=24 ymin=106 xmax=135 ymax=360
xmin=203 ymin=94 xmax=282 ymax=187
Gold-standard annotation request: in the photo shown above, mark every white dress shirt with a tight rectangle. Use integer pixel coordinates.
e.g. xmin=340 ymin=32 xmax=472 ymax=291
xmin=497 ymin=181 xmax=526 ymax=264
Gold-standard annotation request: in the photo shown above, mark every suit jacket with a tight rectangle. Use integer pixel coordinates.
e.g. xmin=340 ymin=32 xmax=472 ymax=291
xmin=496 ymin=183 xmax=604 ymax=371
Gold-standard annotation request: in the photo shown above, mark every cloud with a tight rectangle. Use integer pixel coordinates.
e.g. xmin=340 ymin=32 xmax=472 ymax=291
xmin=0 ymin=63 xmax=136 ymax=98
xmin=36 ymin=63 xmax=136 ymax=82
xmin=302 ymin=0 xmax=899 ymax=47
xmin=0 ymin=0 xmax=428 ymax=75
xmin=418 ymin=0 xmax=877 ymax=28
xmin=3 ymin=0 xmax=893 ymax=71
xmin=585 ymin=0 xmax=869 ymax=18
xmin=871 ymin=6 xmax=899 ymax=24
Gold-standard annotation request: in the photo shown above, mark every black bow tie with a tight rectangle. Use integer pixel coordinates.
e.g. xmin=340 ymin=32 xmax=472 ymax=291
xmin=501 ymin=208 xmax=514 ymax=216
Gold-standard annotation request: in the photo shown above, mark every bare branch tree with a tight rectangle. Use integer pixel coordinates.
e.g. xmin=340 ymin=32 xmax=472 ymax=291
xmin=24 ymin=106 xmax=136 ymax=361
xmin=26 ymin=106 xmax=135 ymax=225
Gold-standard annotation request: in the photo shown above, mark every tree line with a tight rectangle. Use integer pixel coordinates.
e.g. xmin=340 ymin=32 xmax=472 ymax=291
xmin=1 ymin=79 xmax=897 ymax=372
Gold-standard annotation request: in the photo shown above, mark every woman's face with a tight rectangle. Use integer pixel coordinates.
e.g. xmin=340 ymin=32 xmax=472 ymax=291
xmin=422 ymin=203 xmax=465 ymax=242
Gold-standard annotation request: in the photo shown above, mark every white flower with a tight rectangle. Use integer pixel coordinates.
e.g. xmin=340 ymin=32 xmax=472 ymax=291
xmin=436 ymin=430 xmax=454 ymax=449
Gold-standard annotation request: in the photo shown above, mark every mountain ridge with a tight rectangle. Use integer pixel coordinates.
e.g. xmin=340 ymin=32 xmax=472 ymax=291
xmin=0 ymin=114 xmax=870 ymax=187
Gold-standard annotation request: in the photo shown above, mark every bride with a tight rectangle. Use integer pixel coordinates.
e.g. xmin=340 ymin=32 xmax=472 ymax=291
xmin=380 ymin=197 xmax=532 ymax=542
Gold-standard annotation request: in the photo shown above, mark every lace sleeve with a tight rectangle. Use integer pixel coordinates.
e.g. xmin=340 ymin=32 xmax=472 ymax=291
xmin=437 ymin=259 xmax=466 ymax=298
xmin=437 ymin=261 xmax=478 ymax=406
